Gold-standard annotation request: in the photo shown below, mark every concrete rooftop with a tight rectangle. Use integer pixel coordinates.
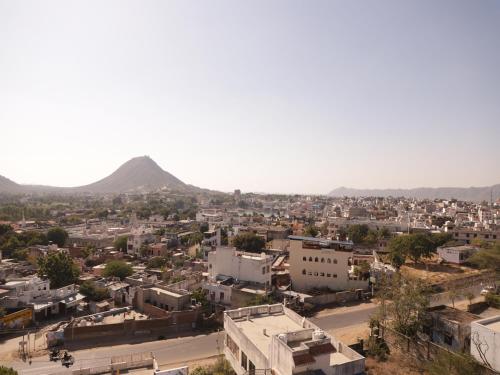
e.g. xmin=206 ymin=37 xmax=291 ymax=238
xmin=233 ymin=312 xmax=303 ymax=354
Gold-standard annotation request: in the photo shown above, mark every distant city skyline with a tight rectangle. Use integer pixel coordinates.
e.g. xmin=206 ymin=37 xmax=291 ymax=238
xmin=1 ymin=0 xmax=499 ymax=194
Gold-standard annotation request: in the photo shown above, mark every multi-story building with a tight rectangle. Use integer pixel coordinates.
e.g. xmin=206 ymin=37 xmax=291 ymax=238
xmin=205 ymin=247 xmax=273 ymax=306
xmin=200 ymin=227 xmax=222 ymax=259
xmin=127 ymin=227 xmax=156 ymax=256
xmin=288 ymin=236 xmax=368 ymax=292
xmin=224 ymin=304 xmax=365 ymax=375
xmin=444 ymin=223 xmax=499 ymax=244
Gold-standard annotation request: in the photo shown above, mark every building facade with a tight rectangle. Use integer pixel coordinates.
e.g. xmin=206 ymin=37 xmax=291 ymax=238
xmin=288 ymin=236 xmax=368 ymax=292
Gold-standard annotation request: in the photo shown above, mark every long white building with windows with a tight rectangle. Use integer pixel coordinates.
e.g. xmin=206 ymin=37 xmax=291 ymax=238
xmin=288 ymin=236 xmax=368 ymax=292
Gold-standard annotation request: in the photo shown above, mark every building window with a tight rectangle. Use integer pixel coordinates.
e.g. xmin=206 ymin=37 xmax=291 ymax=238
xmin=309 ymin=257 xmax=313 ymax=262
xmin=321 ymin=258 xmax=325 ymax=263
xmin=314 ymin=272 xmax=318 ymax=276
xmin=315 ymin=257 xmax=319 ymax=262
xmin=333 ymin=274 xmax=337 ymax=278
xmin=302 ymin=269 xmax=306 ymax=275
xmin=226 ymin=334 xmax=238 ymax=356
xmin=249 ymin=360 xmax=255 ymax=375
xmin=333 ymin=259 xmax=338 ymax=264
xmin=266 ymin=265 xmax=270 ymax=273
xmin=209 ymin=264 xmax=212 ymax=269
xmin=303 ymin=256 xmax=307 ymax=261
xmin=262 ymin=267 xmax=265 ymax=275
xmin=320 ymin=272 xmax=325 ymax=277
xmin=241 ymin=351 xmax=248 ymax=370
xmin=327 ymin=273 xmax=331 ymax=277
xmin=308 ymin=272 xmax=312 ymax=276
xmin=444 ymin=333 xmax=452 ymax=346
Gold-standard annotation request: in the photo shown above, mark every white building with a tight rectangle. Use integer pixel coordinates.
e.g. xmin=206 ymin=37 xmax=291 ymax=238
xmin=200 ymin=227 xmax=222 ymax=259
xmin=470 ymin=315 xmax=500 ymax=372
xmin=288 ymin=236 xmax=368 ymax=292
xmin=127 ymin=227 xmax=156 ymax=256
xmin=0 ymin=276 xmax=84 ymax=321
xmin=205 ymin=247 xmax=273 ymax=306
xmin=437 ymin=245 xmax=477 ymax=264
xmin=224 ymin=304 xmax=365 ymax=375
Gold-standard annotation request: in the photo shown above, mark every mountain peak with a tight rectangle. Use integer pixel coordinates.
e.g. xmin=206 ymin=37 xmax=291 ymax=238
xmin=0 ymin=157 xmax=196 ymax=194
xmin=76 ymin=156 xmax=187 ymax=193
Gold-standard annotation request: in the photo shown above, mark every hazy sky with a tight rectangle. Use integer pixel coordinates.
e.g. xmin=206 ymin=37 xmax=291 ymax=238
xmin=1 ymin=1 xmax=499 ymax=194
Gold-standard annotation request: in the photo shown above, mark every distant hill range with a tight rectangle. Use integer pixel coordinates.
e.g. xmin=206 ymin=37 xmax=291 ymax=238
xmin=328 ymin=185 xmax=500 ymax=202
xmin=0 ymin=156 xmax=202 ymax=195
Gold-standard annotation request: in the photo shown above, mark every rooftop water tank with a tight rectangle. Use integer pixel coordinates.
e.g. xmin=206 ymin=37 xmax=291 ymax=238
xmin=313 ymin=329 xmax=326 ymax=340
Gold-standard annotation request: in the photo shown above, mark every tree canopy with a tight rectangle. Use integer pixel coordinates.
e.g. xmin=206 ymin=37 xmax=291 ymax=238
xmin=103 ymin=260 xmax=133 ymax=279
xmin=232 ymin=232 xmax=266 ymax=253
xmin=0 ymin=366 xmax=19 ymax=375
xmin=79 ymin=281 xmax=109 ymax=302
xmin=37 ymin=251 xmax=80 ymax=288
xmin=113 ymin=235 xmax=128 ymax=252
xmin=375 ymin=273 xmax=430 ymax=337
xmin=303 ymin=225 xmax=319 ymax=237
xmin=467 ymin=242 xmax=500 ymax=274
xmin=47 ymin=227 xmax=68 ymax=247
xmin=387 ymin=232 xmax=452 ymax=267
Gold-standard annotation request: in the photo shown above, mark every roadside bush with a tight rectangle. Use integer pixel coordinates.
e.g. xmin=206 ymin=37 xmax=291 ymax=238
xmin=485 ymin=292 xmax=500 ymax=308
xmin=0 ymin=366 xmax=18 ymax=375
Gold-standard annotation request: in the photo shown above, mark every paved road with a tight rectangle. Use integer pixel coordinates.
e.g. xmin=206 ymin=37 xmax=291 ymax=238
xmin=5 ymin=332 xmax=224 ymax=375
xmin=5 ymin=306 xmax=376 ymax=375
xmin=311 ymin=305 xmax=378 ymax=331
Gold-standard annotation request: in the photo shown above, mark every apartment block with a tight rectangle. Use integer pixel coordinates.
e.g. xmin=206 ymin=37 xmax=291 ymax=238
xmin=288 ymin=236 xmax=368 ymax=292
xmin=224 ymin=304 xmax=365 ymax=375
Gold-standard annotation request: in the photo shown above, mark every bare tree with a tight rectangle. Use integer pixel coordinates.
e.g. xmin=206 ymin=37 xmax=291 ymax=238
xmin=471 ymin=331 xmax=492 ymax=368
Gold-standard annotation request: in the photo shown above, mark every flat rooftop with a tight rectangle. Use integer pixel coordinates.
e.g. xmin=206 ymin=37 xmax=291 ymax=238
xmin=150 ymin=287 xmax=183 ymax=298
xmin=233 ymin=312 xmax=303 ymax=354
xmin=484 ymin=319 xmax=500 ymax=333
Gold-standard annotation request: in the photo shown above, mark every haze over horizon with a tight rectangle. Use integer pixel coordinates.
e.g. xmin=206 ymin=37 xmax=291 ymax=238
xmin=1 ymin=0 xmax=499 ymax=194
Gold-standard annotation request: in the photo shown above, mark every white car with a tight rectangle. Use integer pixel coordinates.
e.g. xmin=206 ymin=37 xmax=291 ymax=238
xmin=480 ymin=286 xmax=495 ymax=296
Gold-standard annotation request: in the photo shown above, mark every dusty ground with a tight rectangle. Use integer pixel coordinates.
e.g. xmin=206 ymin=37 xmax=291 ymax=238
xmin=331 ymin=323 xmax=370 ymax=345
xmin=400 ymin=257 xmax=482 ymax=284
xmin=366 ymin=351 xmax=427 ymax=375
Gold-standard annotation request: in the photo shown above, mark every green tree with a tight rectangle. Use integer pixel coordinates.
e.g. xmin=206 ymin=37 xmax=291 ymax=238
xmin=232 ymin=232 xmax=266 ymax=253
xmin=376 ymin=273 xmax=430 ymax=337
xmin=347 ymin=224 xmax=370 ymax=244
xmin=46 ymin=227 xmax=68 ymax=247
xmin=0 ymin=224 xmax=13 ymax=236
xmin=0 ymin=366 xmax=19 ymax=375
xmin=467 ymin=243 xmax=500 ymax=274
xmin=146 ymin=256 xmax=169 ymax=269
xmin=11 ymin=248 xmax=28 ymax=261
xmin=406 ymin=233 xmax=435 ymax=264
xmin=387 ymin=233 xmax=443 ymax=266
xmin=37 ymin=252 xmax=80 ymax=288
xmin=79 ymin=281 xmax=109 ymax=301
xmin=103 ymin=260 xmax=133 ymax=279
xmin=430 ymin=232 xmax=452 ymax=248
xmin=113 ymin=235 xmax=128 ymax=252
xmin=303 ymin=225 xmax=319 ymax=237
